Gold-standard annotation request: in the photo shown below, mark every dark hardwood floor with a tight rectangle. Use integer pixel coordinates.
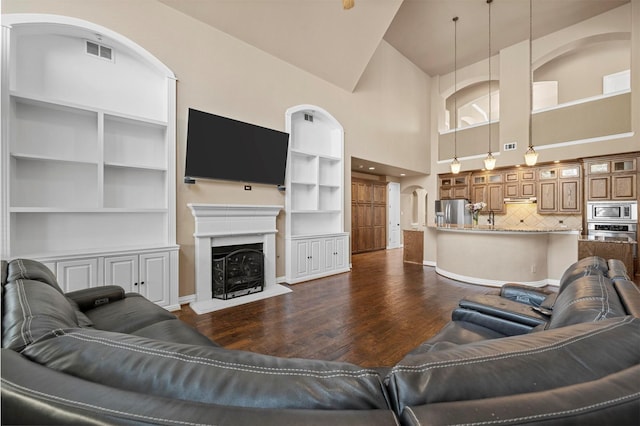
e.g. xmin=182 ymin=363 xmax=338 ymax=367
xmin=175 ymin=248 xmax=494 ymax=367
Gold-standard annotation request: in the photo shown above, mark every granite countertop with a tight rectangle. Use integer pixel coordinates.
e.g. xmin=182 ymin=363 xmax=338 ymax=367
xmin=578 ymin=235 xmax=637 ymax=244
xmin=433 ymin=224 xmax=581 ymax=233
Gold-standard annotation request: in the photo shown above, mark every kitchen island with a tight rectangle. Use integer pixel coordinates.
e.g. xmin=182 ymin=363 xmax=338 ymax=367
xmin=435 ymin=225 xmax=581 ymax=287
xmin=578 ymin=235 xmax=636 ymax=275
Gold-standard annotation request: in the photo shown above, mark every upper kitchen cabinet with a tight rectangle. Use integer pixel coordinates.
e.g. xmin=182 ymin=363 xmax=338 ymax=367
xmin=585 ymin=154 xmax=638 ymax=201
xmin=504 ymin=169 xmax=536 ymax=200
xmin=1 ymin=15 xmax=179 ymax=310
xmin=537 ymin=163 xmax=581 ymax=214
xmin=471 ymin=172 xmax=504 ymax=213
xmin=439 ymin=173 xmax=471 ymax=200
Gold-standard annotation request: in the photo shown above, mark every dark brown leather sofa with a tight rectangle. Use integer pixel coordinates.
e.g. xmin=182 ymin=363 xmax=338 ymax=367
xmin=2 ymin=257 xmax=639 ymax=425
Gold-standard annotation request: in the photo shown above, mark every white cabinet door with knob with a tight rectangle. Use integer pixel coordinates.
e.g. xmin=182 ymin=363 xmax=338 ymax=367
xmin=105 ymin=251 xmax=169 ymax=305
xmin=288 ymin=234 xmax=348 ymax=283
xmin=293 ymin=239 xmax=322 ymax=279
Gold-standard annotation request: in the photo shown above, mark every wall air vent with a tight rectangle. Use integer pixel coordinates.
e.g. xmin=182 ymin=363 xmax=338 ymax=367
xmin=304 ymin=113 xmax=314 ymax=122
xmin=504 ymin=142 xmax=517 ymax=151
xmin=86 ymin=40 xmax=114 ymax=62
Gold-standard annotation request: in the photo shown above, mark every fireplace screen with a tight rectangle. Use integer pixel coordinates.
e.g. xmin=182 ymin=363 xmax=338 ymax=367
xmin=212 ymin=244 xmax=264 ymax=300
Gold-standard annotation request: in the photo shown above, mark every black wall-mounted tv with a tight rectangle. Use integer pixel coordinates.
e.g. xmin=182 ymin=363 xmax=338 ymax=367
xmin=185 ymin=108 xmax=289 ymax=186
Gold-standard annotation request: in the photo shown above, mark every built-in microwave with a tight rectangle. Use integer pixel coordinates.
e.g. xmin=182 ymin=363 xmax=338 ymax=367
xmin=586 ymin=201 xmax=638 ymax=221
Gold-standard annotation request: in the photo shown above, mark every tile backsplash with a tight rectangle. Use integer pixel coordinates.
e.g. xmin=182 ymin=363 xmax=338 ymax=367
xmin=478 ymin=203 xmax=583 ymax=230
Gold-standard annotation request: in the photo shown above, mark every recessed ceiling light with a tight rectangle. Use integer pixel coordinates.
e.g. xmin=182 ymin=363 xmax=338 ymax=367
xmin=554 ymin=160 xmax=560 ymax=163
xmin=400 ymin=173 xmax=406 ymax=176
xmin=368 ymin=167 xmax=375 ymax=170
xmin=358 ymin=165 xmax=364 ymax=169
xmin=515 ymin=164 xmax=521 ymax=168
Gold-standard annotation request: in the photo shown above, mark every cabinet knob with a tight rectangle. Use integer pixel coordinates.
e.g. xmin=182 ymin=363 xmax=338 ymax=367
xmin=134 ymin=282 xmax=138 ymax=286
xmin=141 ymin=281 xmax=145 ymax=285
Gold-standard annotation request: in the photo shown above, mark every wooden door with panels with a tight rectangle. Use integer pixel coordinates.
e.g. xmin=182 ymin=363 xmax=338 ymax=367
xmin=352 ymin=178 xmax=387 ymax=253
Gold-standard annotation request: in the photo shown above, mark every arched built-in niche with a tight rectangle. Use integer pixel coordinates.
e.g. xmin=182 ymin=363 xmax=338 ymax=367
xmin=535 ymin=34 xmax=630 ymax=105
xmin=1 ymin=14 xmax=179 ymax=309
xmin=402 ymin=185 xmax=427 ymax=229
xmin=283 ymin=105 xmax=349 ymax=284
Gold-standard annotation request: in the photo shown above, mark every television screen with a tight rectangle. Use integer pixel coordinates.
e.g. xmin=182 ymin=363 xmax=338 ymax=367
xmin=185 ymin=108 xmax=289 ymax=186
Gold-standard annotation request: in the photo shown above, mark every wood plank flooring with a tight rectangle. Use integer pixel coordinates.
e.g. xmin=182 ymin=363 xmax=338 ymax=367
xmin=175 ymin=248 xmax=494 ymax=367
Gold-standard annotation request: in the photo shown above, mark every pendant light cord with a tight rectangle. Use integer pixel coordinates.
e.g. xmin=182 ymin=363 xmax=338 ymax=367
xmin=528 ymin=0 xmax=533 ymax=149
xmin=487 ymin=0 xmax=492 ymax=155
xmin=453 ymin=16 xmax=458 ymax=158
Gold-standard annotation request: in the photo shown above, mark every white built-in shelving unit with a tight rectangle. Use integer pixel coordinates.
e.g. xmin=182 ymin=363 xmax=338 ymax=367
xmin=1 ymin=14 xmax=179 ymax=310
xmin=284 ymin=105 xmax=349 ymax=284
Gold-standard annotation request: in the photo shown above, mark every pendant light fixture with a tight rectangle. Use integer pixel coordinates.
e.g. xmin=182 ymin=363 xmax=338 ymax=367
xmin=524 ymin=0 xmax=539 ymax=166
xmin=483 ymin=0 xmax=496 ymax=171
xmin=450 ymin=16 xmax=461 ymax=174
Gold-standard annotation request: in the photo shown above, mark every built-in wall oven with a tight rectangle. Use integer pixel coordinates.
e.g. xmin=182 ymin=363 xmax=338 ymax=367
xmin=586 ymin=201 xmax=638 ymax=258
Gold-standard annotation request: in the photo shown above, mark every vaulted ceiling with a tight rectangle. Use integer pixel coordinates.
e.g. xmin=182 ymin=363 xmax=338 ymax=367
xmin=159 ymin=0 xmax=628 ymax=92
xmin=158 ymin=0 xmax=630 ymax=177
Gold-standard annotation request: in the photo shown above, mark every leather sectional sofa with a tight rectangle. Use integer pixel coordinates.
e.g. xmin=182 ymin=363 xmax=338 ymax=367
xmin=2 ymin=257 xmax=639 ymax=425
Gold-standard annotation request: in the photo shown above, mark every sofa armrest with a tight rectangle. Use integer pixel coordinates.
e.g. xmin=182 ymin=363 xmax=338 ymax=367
xmin=500 ymin=283 xmax=551 ymax=307
xmin=66 ymin=285 xmax=125 ymax=311
xmin=459 ymin=295 xmax=550 ymax=327
xmin=451 ymin=308 xmax=534 ymax=337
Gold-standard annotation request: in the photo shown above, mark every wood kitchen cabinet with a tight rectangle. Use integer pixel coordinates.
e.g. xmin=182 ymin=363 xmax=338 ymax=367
xmin=439 ymin=174 xmax=470 ymax=200
xmin=585 ymin=154 xmax=638 ymax=201
xmin=537 ymin=163 xmax=581 ymax=214
xmin=471 ymin=172 xmax=504 ymax=213
xmin=505 ymin=169 xmax=536 ymax=199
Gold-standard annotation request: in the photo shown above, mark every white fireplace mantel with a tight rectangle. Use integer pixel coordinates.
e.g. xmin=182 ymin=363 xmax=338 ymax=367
xmin=188 ymin=203 xmax=290 ymax=314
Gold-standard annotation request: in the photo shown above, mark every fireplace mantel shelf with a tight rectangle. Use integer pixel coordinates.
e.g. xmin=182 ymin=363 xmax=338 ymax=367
xmin=188 ymin=204 xmax=283 ymax=217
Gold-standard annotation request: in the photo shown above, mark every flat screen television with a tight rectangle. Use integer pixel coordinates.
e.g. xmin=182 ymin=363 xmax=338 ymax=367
xmin=185 ymin=108 xmax=289 ymax=186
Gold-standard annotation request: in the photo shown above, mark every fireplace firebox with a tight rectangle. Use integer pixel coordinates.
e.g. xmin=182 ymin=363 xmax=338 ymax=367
xmin=212 ymin=243 xmax=264 ymax=300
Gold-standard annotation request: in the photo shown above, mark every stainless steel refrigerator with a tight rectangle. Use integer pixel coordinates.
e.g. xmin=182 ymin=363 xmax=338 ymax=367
xmin=435 ymin=199 xmax=472 ymax=226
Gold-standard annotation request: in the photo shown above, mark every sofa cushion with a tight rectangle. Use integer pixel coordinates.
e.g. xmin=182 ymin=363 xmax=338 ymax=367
xmin=400 ymin=364 xmax=640 ymax=426
xmin=607 ymin=258 xmax=630 ymax=280
xmin=614 ymin=279 xmax=640 ymax=317
xmin=387 ymin=316 xmax=639 ymax=415
xmin=2 ymin=279 xmax=79 ymax=351
xmin=458 ymin=295 xmax=549 ymax=327
xmin=557 ymin=256 xmax=607 ymax=293
xmin=547 ymin=275 xmax=626 ymax=329
xmin=6 ymin=258 xmax=63 ymax=294
xmin=84 ymin=293 xmax=177 ymax=334
xmin=406 ymin=319 xmax=510 ymax=356
xmin=2 ymin=348 xmax=396 ymax=426
xmin=22 ymin=328 xmax=390 ymax=411
xmin=131 ymin=319 xmax=220 ymax=347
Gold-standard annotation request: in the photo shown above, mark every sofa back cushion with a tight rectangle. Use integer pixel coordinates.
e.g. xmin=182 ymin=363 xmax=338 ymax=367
xmin=5 ymin=259 xmax=63 ymax=294
xmin=557 ymin=256 xmax=607 ymax=293
xmin=614 ymin=279 xmax=640 ymax=318
xmin=387 ymin=316 xmax=639 ymax=414
xmin=22 ymin=328 xmax=390 ymax=411
xmin=548 ymin=275 xmax=627 ymax=330
xmin=2 ymin=279 xmax=78 ymax=351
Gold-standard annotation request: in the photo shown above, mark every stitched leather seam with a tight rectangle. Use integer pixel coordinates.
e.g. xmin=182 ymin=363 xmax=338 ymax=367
xmin=16 ymin=279 xmax=33 ymax=347
xmin=441 ymin=391 xmax=640 ymax=426
xmin=403 ymin=406 xmax=421 ymax=426
xmin=17 ymin=258 xmax=27 ymax=279
xmin=0 ymin=378 xmax=215 ymax=426
xmin=57 ymin=331 xmax=381 ymax=379
xmin=391 ymin=316 xmax=633 ymax=373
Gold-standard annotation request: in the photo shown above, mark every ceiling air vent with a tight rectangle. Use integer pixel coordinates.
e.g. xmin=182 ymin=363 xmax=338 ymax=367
xmin=304 ymin=113 xmax=314 ymax=123
xmin=86 ymin=40 xmax=114 ymax=62
xmin=504 ymin=142 xmax=517 ymax=151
